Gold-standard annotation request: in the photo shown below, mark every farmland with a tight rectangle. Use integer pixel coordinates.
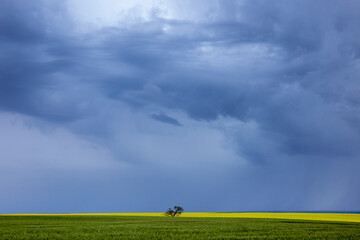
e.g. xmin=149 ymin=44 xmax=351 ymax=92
xmin=1 ymin=213 xmax=360 ymax=239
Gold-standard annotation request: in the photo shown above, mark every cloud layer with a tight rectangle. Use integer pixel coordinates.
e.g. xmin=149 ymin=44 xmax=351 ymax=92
xmin=0 ymin=0 xmax=359 ymax=213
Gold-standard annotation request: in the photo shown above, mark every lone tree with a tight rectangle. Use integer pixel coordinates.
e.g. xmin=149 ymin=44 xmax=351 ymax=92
xmin=165 ymin=206 xmax=184 ymax=217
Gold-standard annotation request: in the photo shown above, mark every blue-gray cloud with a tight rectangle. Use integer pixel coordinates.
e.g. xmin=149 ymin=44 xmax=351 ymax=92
xmin=0 ymin=0 xmax=360 ymax=213
xmin=151 ymin=114 xmax=182 ymax=126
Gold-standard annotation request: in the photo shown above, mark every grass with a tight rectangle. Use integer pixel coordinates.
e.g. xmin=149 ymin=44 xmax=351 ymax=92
xmin=1 ymin=215 xmax=360 ymax=239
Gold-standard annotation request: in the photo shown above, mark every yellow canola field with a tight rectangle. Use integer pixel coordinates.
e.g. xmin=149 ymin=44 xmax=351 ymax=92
xmin=4 ymin=212 xmax=360 ymax=223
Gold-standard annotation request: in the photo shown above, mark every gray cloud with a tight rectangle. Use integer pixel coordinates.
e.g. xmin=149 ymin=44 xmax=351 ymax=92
xmin=0 ymin=0 xmax=360 ymax=213
xmin=151 ymin=114 xmax=182 ymax=126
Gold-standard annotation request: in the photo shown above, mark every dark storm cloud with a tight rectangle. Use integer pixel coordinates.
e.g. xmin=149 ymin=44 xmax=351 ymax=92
xmin=0 ymin=0 xmax=84 ymax=122
xmin=1 ymin=0 xmax=360 ymax=212
xmin=151 ymin=114 xmax=182 ymax=126
xmin=98 ymin=0 xmax=360 ymax=160
xmin=0 ymin=0 xmax=45 ymax=43
xmin=2 ymin=0 xmax=360 ymax=159
xmin=2 ymin=0 xmax=360 ymax=157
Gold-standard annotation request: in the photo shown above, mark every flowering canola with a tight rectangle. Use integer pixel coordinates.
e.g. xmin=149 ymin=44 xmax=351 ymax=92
xmin=4 ymin=212 xmax=360 ymax=223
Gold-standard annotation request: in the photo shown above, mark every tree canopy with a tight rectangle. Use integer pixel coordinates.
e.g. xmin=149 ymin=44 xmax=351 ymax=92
xmin=165 ymin=206 xmax=184 ymax=217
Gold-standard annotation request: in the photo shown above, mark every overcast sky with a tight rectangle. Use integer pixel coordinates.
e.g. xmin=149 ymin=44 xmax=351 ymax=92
xmin=1 ymin=0 xmax=360 ymax=213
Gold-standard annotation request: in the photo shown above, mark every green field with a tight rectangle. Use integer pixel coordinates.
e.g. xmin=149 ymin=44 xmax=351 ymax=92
xmin=1 ymin=215 xmax=360 ymax=239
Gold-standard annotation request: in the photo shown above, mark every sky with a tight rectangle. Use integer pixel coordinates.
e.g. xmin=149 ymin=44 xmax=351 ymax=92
xmin=0 ymin=0 xmax=360 ymax=213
